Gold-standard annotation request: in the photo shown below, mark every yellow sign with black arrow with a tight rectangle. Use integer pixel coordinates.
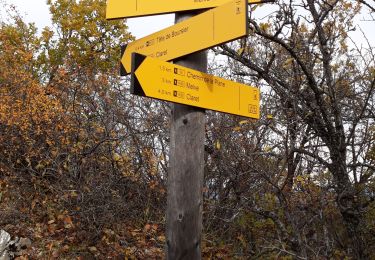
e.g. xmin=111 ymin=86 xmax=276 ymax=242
xmin=107 ymin=0 xmax=263 ymax=19
xmin=131 ymin=53 xmax=260 ymax=118
xmin=120 ymin=0 xmax=248 ymax=75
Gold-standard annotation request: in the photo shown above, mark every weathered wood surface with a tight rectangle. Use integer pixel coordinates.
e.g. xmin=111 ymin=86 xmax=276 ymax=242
xmin=166 ymin=11 xmax=207 ymax=260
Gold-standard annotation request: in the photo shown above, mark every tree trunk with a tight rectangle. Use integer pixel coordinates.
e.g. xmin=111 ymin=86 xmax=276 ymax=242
xmin=330 ymin=147 xmax=368 ymax=259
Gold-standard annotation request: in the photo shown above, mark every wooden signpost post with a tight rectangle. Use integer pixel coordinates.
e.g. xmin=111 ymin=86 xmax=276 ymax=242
xmin=166 ymin=12 xmax=207 ymax=258
xmin=106 ymin=0 xmax=260 ymax=258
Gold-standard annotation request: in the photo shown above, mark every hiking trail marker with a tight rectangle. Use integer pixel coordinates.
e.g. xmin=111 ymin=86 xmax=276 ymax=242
xmin=120 ymin=0 xmax=248 ymax=74
xmin=131 ymin=53 xmax=260 ymax=118
xmin=105 ymin=0 xmax=264 ymax=257
xmin=107 ymin=0 xmax=264 ymax=19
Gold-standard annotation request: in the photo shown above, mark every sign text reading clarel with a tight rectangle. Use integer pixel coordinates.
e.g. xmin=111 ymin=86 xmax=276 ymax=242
xmin=120 ymin=0 xmax=248 ymax=74
xmin=131 ymin=53 xmax=260 ymax=119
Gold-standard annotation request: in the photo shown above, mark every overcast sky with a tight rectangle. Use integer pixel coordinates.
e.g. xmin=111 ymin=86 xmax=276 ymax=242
xmin=1 ymin=0 xmax=52 ymax=31
xmin=1 ymin=0 xmax=174 ymax=39
xmin=2 ymin=0 xmax=374 ymax=45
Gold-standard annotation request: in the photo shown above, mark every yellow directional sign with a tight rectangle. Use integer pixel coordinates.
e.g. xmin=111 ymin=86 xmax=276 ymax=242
xmin=131 ymin=53 xmax=260 ymax=118
xmin=120 ymin=0 xmax=248 ymax=74
xmin=107 ymin=0 xmax=262 ymax=19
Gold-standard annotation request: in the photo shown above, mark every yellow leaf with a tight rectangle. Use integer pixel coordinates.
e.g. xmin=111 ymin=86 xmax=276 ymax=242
xmin=264 ymin=146 xmax=272 ymax=152
xmin=112 ymin=152 xmax=121 ymax=161
xmin=216 ymin=140 xmax=221 ymax=150
xmin=259 ymin=22 xmax=271 ymax=32
xmin=157 ymin=235 xmax=166 ymax=243
xmin=237 ymin=47 xmax=244 ymax=56
xmin=282 ymin=58 xmax=294 ymax=68
xmin=35 ymin=162 xmax=45 ymax=170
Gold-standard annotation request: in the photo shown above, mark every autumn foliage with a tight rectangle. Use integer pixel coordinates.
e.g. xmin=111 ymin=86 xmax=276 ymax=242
xmin=1 ymin=0 xmax=375 ymax=259
xmin=0 ymin=1 xmax=165 ymax=258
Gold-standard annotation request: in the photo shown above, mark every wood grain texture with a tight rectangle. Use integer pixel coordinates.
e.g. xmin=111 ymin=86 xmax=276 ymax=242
xmin=166 ymin=11 xmax=207 ymax=260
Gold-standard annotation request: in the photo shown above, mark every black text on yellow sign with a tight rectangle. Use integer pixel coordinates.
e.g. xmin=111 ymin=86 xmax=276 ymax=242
xmin=131 ymin=53 xmax=260 ymax=119
xmin=120 ymin=0 xmax=248 ymax=75
xmin=107 ymin=0 xmax=263 ymax=19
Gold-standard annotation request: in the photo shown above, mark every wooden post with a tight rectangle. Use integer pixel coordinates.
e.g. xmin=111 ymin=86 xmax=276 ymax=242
xmin=166 ymin=11 xmax=207 ymax=260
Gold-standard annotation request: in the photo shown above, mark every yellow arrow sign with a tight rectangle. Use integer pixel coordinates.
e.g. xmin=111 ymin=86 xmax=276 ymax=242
xmin=107 ymin=0 xmax=263 ymax=19
xmin=131 ymin=53 xmax=260 ymax=118
xmin=120 ymin=0 xmax=248 ymax=74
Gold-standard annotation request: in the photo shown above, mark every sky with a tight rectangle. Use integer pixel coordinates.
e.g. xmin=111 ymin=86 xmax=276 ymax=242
xmin=1 ymin=0 xmax=374 ymax=45
xmin=0 ymin=0 xmax=52 ymax=31
xmin=0 ymin=0 xmax=174 ymax=39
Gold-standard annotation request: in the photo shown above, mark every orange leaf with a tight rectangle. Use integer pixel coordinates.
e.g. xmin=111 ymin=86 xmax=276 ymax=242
xmin=144 ymin=224 xmax=151 ymax=231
